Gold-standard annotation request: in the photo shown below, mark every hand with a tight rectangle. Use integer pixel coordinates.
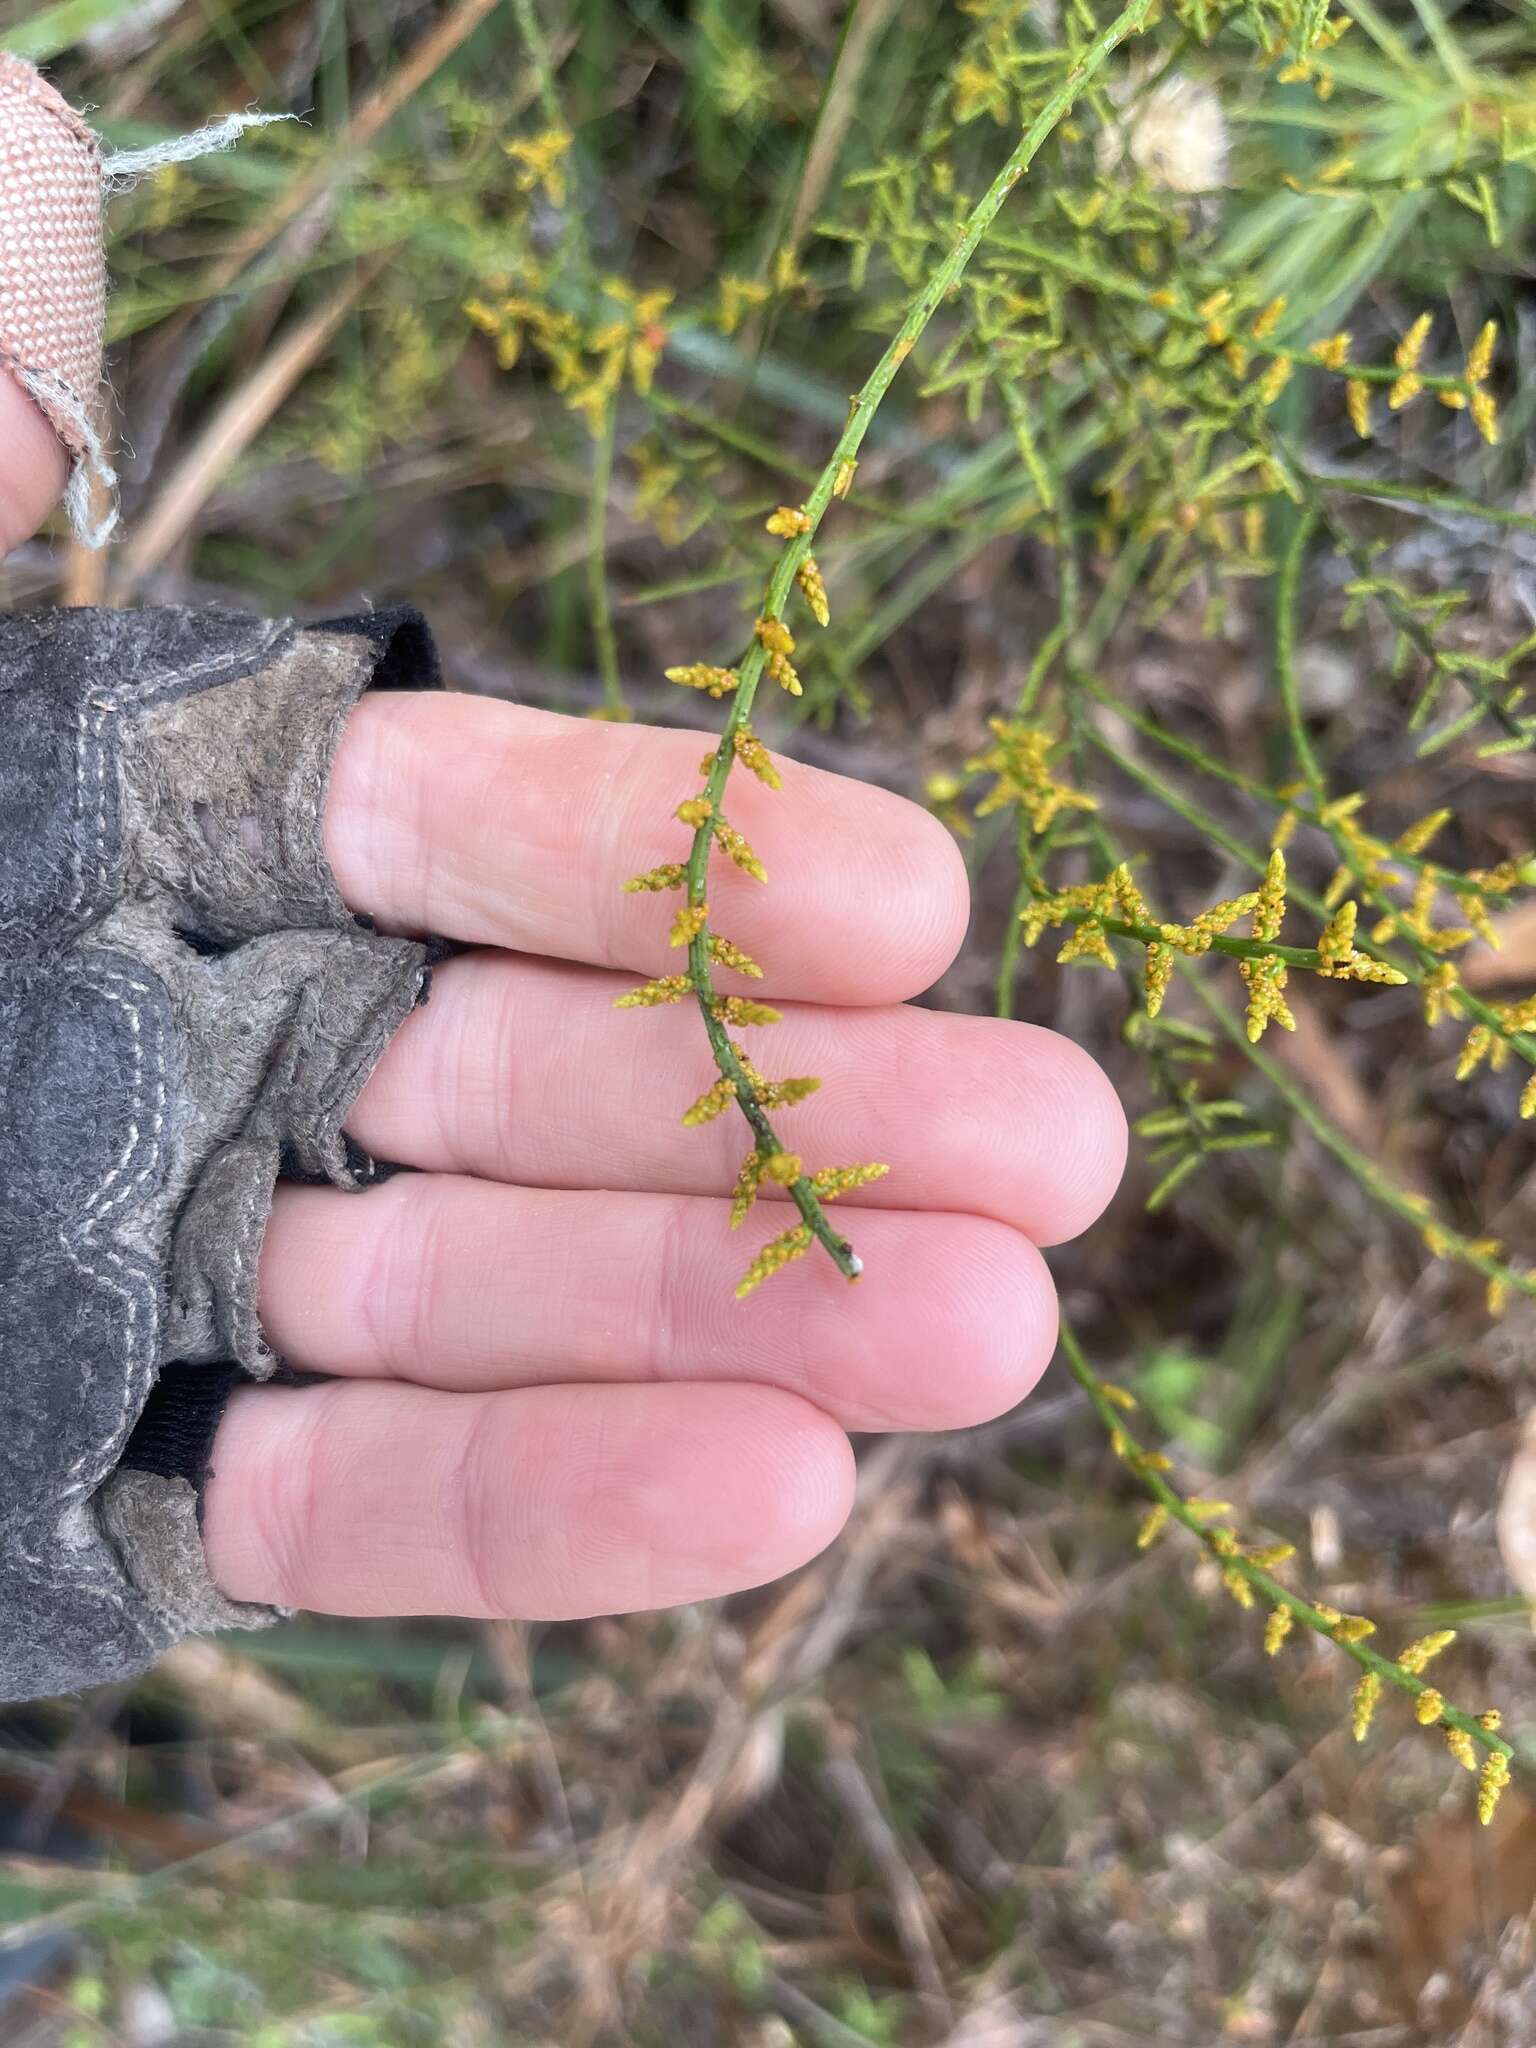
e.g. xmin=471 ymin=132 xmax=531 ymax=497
xmin=2 ymin=375 xmax=1126 ymax=1623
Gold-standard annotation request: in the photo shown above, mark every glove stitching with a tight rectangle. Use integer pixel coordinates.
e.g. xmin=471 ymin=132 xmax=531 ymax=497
xmin=67 ymin=617 xmax=291 ymax=926
xmin=79 ymin=965 xmax=166 ymax=1226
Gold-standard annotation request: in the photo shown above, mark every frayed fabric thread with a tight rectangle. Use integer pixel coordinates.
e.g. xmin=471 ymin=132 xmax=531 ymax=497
xmin=100 ymin=110 xmax=295 ymax=194
xmin=20 ymin=365 xmax=120 ymax=548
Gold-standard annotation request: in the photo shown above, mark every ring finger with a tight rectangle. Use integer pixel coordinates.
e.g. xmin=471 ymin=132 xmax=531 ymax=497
xmin=259 ymin=1174 xmax=1059 ymax=1433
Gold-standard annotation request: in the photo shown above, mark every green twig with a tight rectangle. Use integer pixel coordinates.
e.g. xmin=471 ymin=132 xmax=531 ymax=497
xmin=680 ymin=0 xmax=1158 ymax=1281
xmin=587 ymin=401 xmax=625 ymax=717
xmin=1059 ymin=1321 xmax=1513 ymax=1764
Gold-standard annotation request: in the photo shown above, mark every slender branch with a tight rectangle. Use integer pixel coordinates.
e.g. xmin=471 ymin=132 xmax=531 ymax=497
xmin=587 ymin=400 xmax=624 ymax=717
xmin=1058 ymin=1322 xmax=1513 ymax=1763
xmin=1191 ymin=977 xmax=1536 ymax=1305
xmin=679 ymin=0 xmax=1158 ymax=1279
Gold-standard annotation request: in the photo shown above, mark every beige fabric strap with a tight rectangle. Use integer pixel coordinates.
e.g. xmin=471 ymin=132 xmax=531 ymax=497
xmin=0 ymin=54 xmax=107 ymax=518
xmin=0 ymin=56 xmax=287 ymax=548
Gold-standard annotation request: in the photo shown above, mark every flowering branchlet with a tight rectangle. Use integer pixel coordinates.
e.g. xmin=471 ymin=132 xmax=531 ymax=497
xmin=1062 ymin=1325 xmax=1513 ymax=1823
xmin=1019 ymin=848 xmax=1408 ymax=1039
xmin=969 ymin=721 xmax=1098 ymax=833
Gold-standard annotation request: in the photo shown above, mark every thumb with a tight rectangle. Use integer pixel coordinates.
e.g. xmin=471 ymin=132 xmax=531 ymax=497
xmin=0 ymin=373 xmax=70 ymax=557
xmin=0 ymin=54 xmax=107 ymax=558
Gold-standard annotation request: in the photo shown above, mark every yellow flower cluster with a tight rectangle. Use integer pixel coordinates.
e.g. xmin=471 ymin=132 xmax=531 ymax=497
xmin=666 ymin=663 xmax=739 ymax=698
xmin=737 ymin=1225 xmax=814 ymax=1296
xmin=969 ymin=720 xmax=1098 ymax=833
xmin=714 ymin=275 xmax=771 ymax=335
xmin=733 ymin=726 xmax=782 ymax=789
xmin=465 ymin=273 xmax=671 ymax=435
xmin=503 ymin=127 xmax=573 ymax=205
xmin=796 ymin=558 xmax=830 ymax=627
xmin=754 ymin=616 xmax=802 ymax=696
xmin=669 ymin=903 xmax=709 ymax=948
xmin=1237 ymin=850 xmax=1293 ymax=1042
xmin=1312 ymin=900 xmax=1405 ymax=984
xmin=1456 ymin=993 xmax=1536 ymax=1119
xmin=620 ymin=678 xmax=885 ymax=1295
xmin=1023 ymin=850 xmax=1407 ymax=1038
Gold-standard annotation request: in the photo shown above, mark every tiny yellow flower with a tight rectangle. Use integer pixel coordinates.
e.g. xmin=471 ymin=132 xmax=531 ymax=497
xmin=734 ymin=727 xmax=783 ymax=790
xmin=1264 ymin=1605 xmax=1294 ymax=1655
xmin=677 ymin=797 xmax=714 ymax=828
xmin=715 ymin=275 xmax=770 ymax=336
xmin=1346 ymin=379 xmax=1372 ymax=439
xmin=708 ymin=935 xmax=764 ymax=979
xmin=1415 ymin=1689 xmax=1445 ymax=1725
xmin=760 ymin=1150 xmax=803 ymax=1185
xmin=622 ymin=863 xmax=686 ymax=893
xmin=1395 ymin=312 xmax=1433 ymax=372
xmin=796 ymin=556 xmax=831 ymax=627
xmin=757 ymin=1074 xmax=821 ymax=1109
xmin=504 ymin=127 xmax=573 ymax=205
xmin=755 ymin=616 xmax=795 ymax=657
xmin=1351 ymin=1671 xmax=1382 ymax=1741
xmin=1145 ymin=943 xmax=1175 ymax=1018
xmin=1251 ymin=296 xmax=1286 ymax=341
xmin=1399 ymin=1629 xmax=1456 ymax=1675
xmin=765 ymin=505 xmax=813 ymax=537
xmin=712 ymin=995 xmax=782 ymax=1028
xmin=713 ymin=818 xmax=768 ymax=882
xmin=1446 ymin=1725 xmax=1477 ymax=1771
xmin=1466 ymin=319 xmax=1497 ymax=384
xmin=1137 ymin=1504 xmax=1170 ymax=1550
xmin=669 ymin=902 xmax=708 ymax=948
xmin=731 ymin=1149 xmax=763 ymax=1227
xmin=809 ymin=1162 xmax=890 ymax=1201
xmin=1256 ymin=357 xmax=1292 ymax=407
xmin=666 ymin=663 xmax=739 ymax=698
xmin=682 ymin=1076 xmax=737 ymax=1126
xmin=1478 ymin=1749 xmax=1512 ymax=1824
xmin=1331 ymin=1613 xmax=1376 ymax=1644
xmin=737 ymin=1224 xmax=814 ymax=1297
xmin=615 ymin=974 xmax=692 ymax=1008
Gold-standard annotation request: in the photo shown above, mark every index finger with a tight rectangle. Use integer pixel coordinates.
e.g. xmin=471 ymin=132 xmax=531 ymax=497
xmin=326 ymin=690 xmax=971 ymax=1005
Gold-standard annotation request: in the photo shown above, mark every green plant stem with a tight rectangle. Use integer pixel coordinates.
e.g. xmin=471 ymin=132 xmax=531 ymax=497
xmin=1058 ymin=1321 xmax=1513 ymax=1763
xmin=1191 ymin=976 xmax=1536 ymax=1303
xmin=1275 ymin=506 xmax=1327 ymax=809
xmin=1308 ymin=470 xmax=1536 ymax=536
xmin=587 ymin=401 xmax=624 ymax=716
xmin=681 ymin=0 xmax=1157 ymax=1280
xmin=509 ymin=0 xmax=567 ymax=135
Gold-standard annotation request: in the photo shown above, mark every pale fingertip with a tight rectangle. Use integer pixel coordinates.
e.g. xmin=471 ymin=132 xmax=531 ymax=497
xmin=0 ymin=370 xmax=69 ymax=555
xmin=1011 ymin=1028 xmax=1128 ymax=1245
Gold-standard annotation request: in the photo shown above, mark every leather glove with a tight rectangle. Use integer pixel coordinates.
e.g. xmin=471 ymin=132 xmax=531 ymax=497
xmin=1 ymin=601 xmax=443 ymax=1700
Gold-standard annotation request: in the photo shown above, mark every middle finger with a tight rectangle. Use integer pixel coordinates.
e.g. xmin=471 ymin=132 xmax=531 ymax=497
xmin=349 ymin=952 xmax=1127 ymax=1247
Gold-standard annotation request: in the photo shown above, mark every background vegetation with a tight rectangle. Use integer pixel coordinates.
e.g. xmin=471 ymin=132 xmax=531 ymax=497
xmin=2 ymin=0 xmax=1536 ymax=2038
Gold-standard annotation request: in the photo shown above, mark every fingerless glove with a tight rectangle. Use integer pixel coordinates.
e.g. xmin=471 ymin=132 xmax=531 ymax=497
xmin=1 ymin=603 xmax=441 ymax=1701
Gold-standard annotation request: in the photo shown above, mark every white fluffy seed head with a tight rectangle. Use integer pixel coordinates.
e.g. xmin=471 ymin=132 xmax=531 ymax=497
xmin=1097 ymin=72 xmax=1230 ymax=195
